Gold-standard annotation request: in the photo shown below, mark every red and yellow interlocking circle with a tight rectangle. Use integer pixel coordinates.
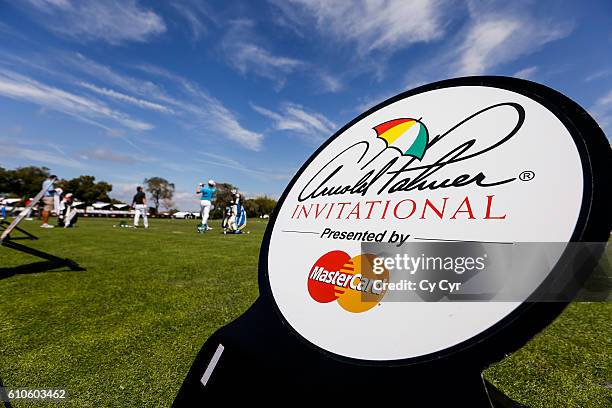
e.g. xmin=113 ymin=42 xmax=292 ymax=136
xmin=307 ymin=250 xmax=389 ymax=313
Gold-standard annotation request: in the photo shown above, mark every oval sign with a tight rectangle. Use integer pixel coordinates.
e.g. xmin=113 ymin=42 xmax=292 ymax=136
xmin=259 ymin=77 xmax=610 ymax=363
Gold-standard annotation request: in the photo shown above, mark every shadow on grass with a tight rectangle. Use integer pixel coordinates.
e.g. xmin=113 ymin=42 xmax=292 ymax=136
xmin=0 ymin=260 xmax=84 ymax=281
xmin=0 ymin=376 xmax=13 ymax=408
xmin=1 ymin=236 xmax=38 ymax=241
xmin=484 ymin=378 xmax=529 ymax=407
xmin=576 ymin=256 xmax=612 ymax=301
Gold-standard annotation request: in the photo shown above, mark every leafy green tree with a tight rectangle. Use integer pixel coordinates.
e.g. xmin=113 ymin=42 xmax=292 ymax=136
xmin=58 ymin=175 xmax=112 ymax=204
xmin=244 ymin=196 xmax=277 ymax=217
xmin=161 ymin=197 xmax=175 ymax=211
xmin=0 ymin=166 xmax=51 ymax=198
xmin=0 ymin=166 xmax=10 ymax=195
xmin=0 ymin=166 xmax=117 ymax=204
xmin=144 ymin=177 xmax=175 ymax=213
xmin=242 ymin=199 xmax=260 ymax=217
xmin=210 ymin=182 xmax=238 ymax=219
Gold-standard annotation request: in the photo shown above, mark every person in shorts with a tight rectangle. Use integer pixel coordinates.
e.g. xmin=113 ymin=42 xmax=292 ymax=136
xmin=41 ymin=175 xmax=57 ymax=228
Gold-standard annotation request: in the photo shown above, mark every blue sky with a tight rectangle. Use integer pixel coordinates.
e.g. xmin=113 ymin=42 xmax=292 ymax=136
xmin=0 ymin=0 xmax=610 ymax=210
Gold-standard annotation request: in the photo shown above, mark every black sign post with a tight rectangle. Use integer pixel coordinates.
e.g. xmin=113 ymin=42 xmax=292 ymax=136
xmin=174 ymin=77 xmax=610 ymax=406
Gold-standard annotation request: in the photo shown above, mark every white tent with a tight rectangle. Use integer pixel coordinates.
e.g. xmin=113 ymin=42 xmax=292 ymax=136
xmin=113 ymin=203 xmax=129 ymax=209
xmin=92 ymin=202 xmax=111 ymax=209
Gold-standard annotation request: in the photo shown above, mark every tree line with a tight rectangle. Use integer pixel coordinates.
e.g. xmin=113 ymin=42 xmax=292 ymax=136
xmin=210 ymin=182 xmax=276 ymax=219
xmin=0 ymin=166 xmax=113 ymax=203
xmin=0 ymin=166 xmax=276 ymax=216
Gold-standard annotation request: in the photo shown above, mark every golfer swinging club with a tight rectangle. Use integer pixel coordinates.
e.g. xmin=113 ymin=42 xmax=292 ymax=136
xmin=132 ymin=186 xmax=148 ymax=229
xmin=196 ymin=180 xmax=216 ymax=231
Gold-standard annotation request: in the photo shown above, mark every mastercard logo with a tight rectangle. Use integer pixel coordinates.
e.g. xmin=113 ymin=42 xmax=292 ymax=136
xmin=307 ymin=250 xmax=389 ymax=313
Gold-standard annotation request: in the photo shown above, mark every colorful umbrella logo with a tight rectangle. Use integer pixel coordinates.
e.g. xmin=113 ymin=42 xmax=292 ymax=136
xmin=373 ymin=117 xmax=429 ymax=160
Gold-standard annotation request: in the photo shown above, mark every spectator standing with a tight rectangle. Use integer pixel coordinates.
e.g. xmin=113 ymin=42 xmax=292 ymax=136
xmin=41 ymin=175 xmax=57 ymax=228
xmin=131 ymin=186 xmax=148 ymax=229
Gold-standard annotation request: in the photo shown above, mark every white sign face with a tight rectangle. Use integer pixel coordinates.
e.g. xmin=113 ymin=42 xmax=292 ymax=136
xmin=266 ymin=84 xmax=585 ymax=361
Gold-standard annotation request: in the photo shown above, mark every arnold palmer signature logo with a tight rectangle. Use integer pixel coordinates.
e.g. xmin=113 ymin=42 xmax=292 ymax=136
xmin=298 ymin=102 xmax=525 ymax=202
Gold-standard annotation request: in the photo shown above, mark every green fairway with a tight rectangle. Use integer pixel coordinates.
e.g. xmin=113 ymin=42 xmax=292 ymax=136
xmin=0 ymin=218 xmax=610 ymax=407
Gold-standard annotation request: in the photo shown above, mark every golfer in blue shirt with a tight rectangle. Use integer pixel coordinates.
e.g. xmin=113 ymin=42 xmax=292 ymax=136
xmin=41 ymin=175 xmax=57 ymax=228
xmin=196 ymin=180 xmax=216 ymax=231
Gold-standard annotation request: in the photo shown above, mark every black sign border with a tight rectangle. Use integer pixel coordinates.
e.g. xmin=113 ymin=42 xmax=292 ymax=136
xmin=258 ymin=76 xmax=611 ymax=367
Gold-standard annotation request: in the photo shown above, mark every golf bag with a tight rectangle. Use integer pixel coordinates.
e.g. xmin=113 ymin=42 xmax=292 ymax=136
xmin=223 ymin=199 xmax=247 ymax=234
xmin=58 ymin=200 xmax=78 ymax=228
xmin=221 ymin=204 xmax=232 ymax=232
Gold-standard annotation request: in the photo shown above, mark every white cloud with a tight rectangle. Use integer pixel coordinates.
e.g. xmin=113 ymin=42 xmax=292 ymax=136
xmin=354 ymin=89 xmax=400 ymax=113
xmin=194 ymin=151 xmax=292 ymax=182
xmin=110 ymin=183 xmax=196 ymax=210
xmin=109 ymin=182 xmax=142 ymax=205
xmin=199 ymin=151 xmax=242 ymax=168
xmin=232 ymin=43 xmax=303 ymax=77
xmin=585 ymin=69 xmax=612 ymax=82
xmin=0 ymin=68 xmax=153 ymax=131
xmin=0 ymin=50 xmax=162 ymax=101
xmin=170 ymin=0 xmax=214 ymax=41
xmin=222 ymin=20 xmax=304 ymax=89
xmin=403 ymin=4 xmax=572 ymax=87
xmin=171 ymin=190 xmax=199 ymax=211
xmin=0 ymin=138 xmax=83 ymax=169
xmin=455 ymin=14 xmax=571 ymax=76
xmin=110 ymin=181 xmax=139 ymax=197
xmin=76 ymin=146 xmax=134 ymax=163
xmin=1 ymin=50 xmax=263 ymax=150
xmin=513 ymin=66 xmax=538 ymax=80
xmin=240 ymin=190 xmax=280 ymax=200
xmin=79 ymin=82 xmax=175 ymax=114
xmin=182 ymin=86 xmax=264 ymax=151
xmin=251 ymin=102 xmax=336 ymax=143
xmin=53 ymin=56 xmax=263 ymax=150
xmin=220 ymin=19 xmax=343 ymax=92
xmin=271 ymin=0 xmax=450 ymax=54
xmin=135 ymin=65 xmax=264 ymax=150
xmin=590 ymin=89 xmax=612 ymax=140
xmin=0 ymin=21 xmax=29 ymax=42
xmin=596 ymin=91 xmax=612 ymax=108
xmin=317 ymin=71 xmax=343 ymax=93
xmin=23 ymin=0 xmax=166 ymax=45
xmin=65 ymin=54 xmax=171 ymax=102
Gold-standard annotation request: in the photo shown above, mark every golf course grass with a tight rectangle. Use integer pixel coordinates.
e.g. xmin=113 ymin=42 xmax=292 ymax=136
xmin=0 ymin=218 xmax=610 ymax=407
